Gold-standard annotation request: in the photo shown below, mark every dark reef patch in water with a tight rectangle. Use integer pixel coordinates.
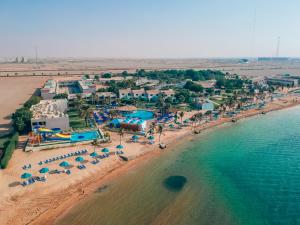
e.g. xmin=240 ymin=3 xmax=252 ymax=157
xmin=95 ymin=184 xmax=109 ymax=193
xmin=163 ymin=176 xmax=187 ymax=192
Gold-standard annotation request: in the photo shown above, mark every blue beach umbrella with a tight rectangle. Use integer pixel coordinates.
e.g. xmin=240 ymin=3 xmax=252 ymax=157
xmin=148 ymin=135 xmax=155 ymax=140
xmin=102 ymin=148 xmax=109 ymax=153
xmin=116 ymin=145 xmax=124 ymax=149
xmin=75 ymin=156 xmax=84 ymax=162
xmin=132 ymin=135 xmax=139 ymax=140
xmin=39 ymin=167 xmax=49 ymax=174
xmin=59 ymin=161 xmax=69 ymax=167
xmin=90 ymin=152 xmax=98 ymax=157
xmin=21 ymin=173 xmax=32 ymax=179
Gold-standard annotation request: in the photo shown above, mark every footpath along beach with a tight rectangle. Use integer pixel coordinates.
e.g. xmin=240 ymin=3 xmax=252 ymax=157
xmin=0 ymin=95 xmax=299 ymax=225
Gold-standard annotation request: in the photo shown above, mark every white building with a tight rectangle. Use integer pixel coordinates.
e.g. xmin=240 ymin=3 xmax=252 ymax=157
xmin=132 ymin=89 xmax=146 ymax=99
xmin=119 ymin=88 xmax=133 ymax=99
xmin=30 ymin=99 xmax=70 ymax=131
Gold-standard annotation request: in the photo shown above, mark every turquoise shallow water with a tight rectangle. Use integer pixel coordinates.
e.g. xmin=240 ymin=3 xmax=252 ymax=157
xmin=56 ymin=106 xmax=300 ymax=225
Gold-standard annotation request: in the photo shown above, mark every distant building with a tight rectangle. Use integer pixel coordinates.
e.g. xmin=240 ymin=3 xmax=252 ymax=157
xmin=30 ymin=99 xmax=69 ymax=131
xmin=258 ymin=57 xmax=290 ymax=62
xmin=266 ymin=77 xmax=298 ymax=87
xmin=41 ymin=78 xmax=96 ymax=100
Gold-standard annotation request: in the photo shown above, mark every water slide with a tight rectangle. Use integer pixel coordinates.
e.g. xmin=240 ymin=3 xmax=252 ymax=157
xmin=38 ymin=128 xmax=55 ymax=133
xmin=37 ymin=128 xmax=71 ymax=140
xmin=54 ymin=133 xmax=71 ymax=140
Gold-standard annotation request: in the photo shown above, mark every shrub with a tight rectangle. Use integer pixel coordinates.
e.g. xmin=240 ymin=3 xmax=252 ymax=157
xmin=0 ymin=132 xmax=19 ymax=169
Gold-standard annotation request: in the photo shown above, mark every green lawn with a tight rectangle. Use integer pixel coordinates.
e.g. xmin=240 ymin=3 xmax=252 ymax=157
xmin=68 ymin=109 xmax=88 ymax=129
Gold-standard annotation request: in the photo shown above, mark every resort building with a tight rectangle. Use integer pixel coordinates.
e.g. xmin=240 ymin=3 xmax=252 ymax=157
xmin=41 ymin=78 xmax=96 ymax=100
xmin=96 ymin=92 xmax=117 ymax=103
xmin=119 ymin=88 xmax=176 ymax=101
xmin=135 ymin=78 xmax=160 ymax=87
xmin=193 ymin=98 xmax=215 ymax=111
xmin=132 ymin=89 xmax=146 ymax=99
xmin=97 ymin=76 xmax=125 ymax=84
xmin=30 ymin=99 xmax=69 ymax=131
xmin=161 ymin=89 xmax=176 ymax=101
xmin=195 ymin=80 xmax=216 ymax=89
xmin=40 ymin=80 xmax=57 ymax=99
xmin=146 ymin=90 xmax=160 ymax=101
xmin=119 ymin=88 xmax=132 ymax=99
xmin=266 ymin=77 xmax=298 ymax=87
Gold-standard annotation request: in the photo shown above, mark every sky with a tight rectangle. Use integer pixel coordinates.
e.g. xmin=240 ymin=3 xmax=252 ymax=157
xmin=0 ymin=0 xmax=299 ymax=58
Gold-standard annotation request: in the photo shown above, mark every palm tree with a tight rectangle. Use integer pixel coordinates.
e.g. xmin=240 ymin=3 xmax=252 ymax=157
xmin=91 ymin=139 xmax=99 ymax=153
xmin=179 ymin=111 xmax=184 ymax=124
xmin=204 ymin=110 xmax=212 ymax=121
xmin=157 ymin=124 xmax=163 ymax=143
xmin=118 ymin=128 xmax=124 ymax=146
xmin=174 ymin=111 xmax=178 ymax=124
xmin=80 ymin=105 xmax=92 ymax=126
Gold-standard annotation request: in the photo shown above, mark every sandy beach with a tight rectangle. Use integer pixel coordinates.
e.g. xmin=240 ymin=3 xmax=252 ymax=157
xmin=0 ymin=94 xmax=298 ymax=225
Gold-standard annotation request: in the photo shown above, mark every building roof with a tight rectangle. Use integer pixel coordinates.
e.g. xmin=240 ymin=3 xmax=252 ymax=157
xmin=146 ymin=90 xmax=160 ymax=95
xmin=119 ymin=88 xmax=132 ymax=93
xmin=161 ymin=89 xmax=175 ymax=95
xmin=196 ymin=80 xmax=216 ymax=89
xmin=30 ymin=99 xmax=68 ymax=120
xmin=132 ymin=89 xmax=145 ymax=94
xmin=96 ymin=92 xmax=116 ymax=98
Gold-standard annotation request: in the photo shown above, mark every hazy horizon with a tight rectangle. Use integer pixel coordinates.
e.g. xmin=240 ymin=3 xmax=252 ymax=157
xmin=1 ymin=0 xmax=300 ymax=58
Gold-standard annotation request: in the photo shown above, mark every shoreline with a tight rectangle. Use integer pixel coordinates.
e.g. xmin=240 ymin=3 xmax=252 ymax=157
xmin=1 ymin=96 xmax=299 ymax=225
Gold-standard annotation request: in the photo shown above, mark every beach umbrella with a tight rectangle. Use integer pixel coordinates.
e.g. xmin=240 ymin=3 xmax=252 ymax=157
xmin=169 ymin=124 xmax=175 ymax=128
xmin=90 ymin=152 xmax=98 ymax=157
xmin=132 ymin=135 xmax=139 ymax=140
xmin=59 ymin=161 xmax=69 ymax=167
xmin=148 ymin=135 xmax=155 ymax=140
xmin=21 ymin=173 xmax=32 ymax=179
xmin=116 ymin=145 xmax=124 ymax=149
xmin=101 ymin=148 xmax=110 ymax=153
xmin=39 ymin=167 xmax=49 ymax=174
xmin=75 ymin=156 xmax=84 ymax=162
xmin=184 ymin=119 xmax=190 ymax=123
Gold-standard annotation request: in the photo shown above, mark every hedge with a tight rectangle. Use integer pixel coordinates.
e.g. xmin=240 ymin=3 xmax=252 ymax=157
xmin=0 ymin=132 xmax=19 ymax=169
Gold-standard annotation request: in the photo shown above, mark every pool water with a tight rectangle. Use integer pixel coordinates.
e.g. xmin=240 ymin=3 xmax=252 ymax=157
xmin=71 ymin=130 xmax=100 ymax=142
xmin=124 ymin=110 xmax=154 ymax=120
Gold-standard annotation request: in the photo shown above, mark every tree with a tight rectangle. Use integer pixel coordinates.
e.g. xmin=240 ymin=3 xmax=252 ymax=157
xmin=118 ymin=128 xmax=124 ymax=145
xmin=91 ymin=139 xmax=99 ymax=153
xmin=179 ymin=111 xmax=184 ymax=124
xmin=94 ymin=74 xmax=100 ymax=81
xmin=184 ymin=81 xmax=203 ymax=93
xmin=102 ymin=73 xmax=112 ymax=78
xmin=157 ymin=124 xmax=164 ymax=143
xmin=84 ymin=74 xmax=90 ymax=79
xmin=53 ymin=93 xmax=68 ymax=99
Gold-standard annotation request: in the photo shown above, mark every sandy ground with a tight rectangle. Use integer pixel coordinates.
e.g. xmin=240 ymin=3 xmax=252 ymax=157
xmin=0 ymin=95 xmax=299 ymax=225
xmin=1 ymin=59 xmax=300 ymax=77
xmin=0 ymin=77 xmax=49 ymax=135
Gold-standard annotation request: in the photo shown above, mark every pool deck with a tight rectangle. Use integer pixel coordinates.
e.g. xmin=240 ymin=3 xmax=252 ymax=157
xmin=25 ymin=129 xmax=106 ymax=152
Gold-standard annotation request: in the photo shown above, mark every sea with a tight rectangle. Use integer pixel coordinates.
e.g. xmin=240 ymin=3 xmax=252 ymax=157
xmin=56 ymin=105 xmax=300 ymax=225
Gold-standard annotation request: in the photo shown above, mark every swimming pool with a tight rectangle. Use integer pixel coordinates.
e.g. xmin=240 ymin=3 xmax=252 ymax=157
xmin=123 ymin=110 xmax=154 ymax=120
xmin=71 ymin=130 xmax=100 ymax=142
